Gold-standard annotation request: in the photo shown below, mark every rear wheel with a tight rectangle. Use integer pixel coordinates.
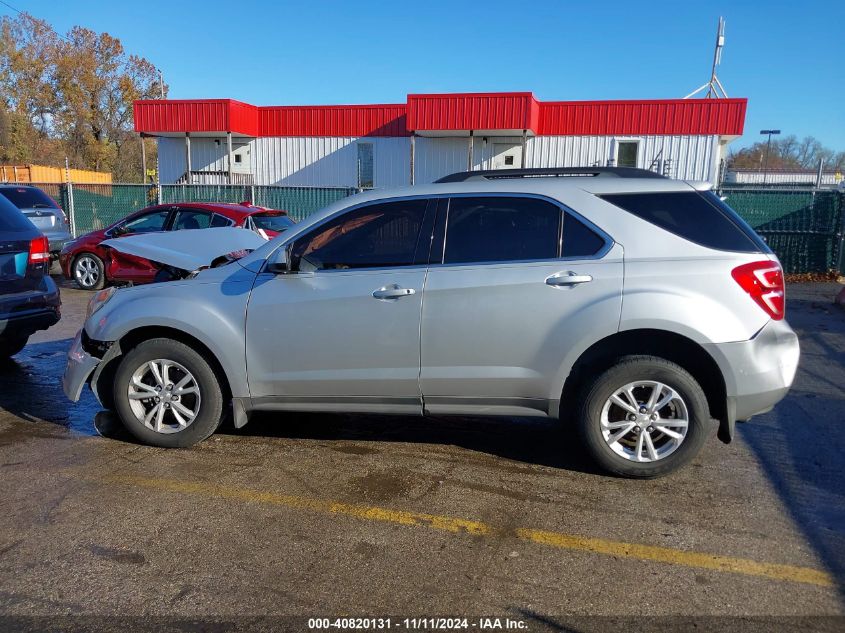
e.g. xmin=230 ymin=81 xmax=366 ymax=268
xmin=73 ymin=253 xmax=105 ymax=290
xmin=576 ymin=355 xmax=712 ymax=478
xmin=0 ymin=335 xmax=29 ymax=359
xmin=112 ymin=338 xmax=224 ymax=448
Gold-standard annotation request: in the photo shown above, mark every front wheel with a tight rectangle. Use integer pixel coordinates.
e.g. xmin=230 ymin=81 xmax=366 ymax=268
xmin=112 ymin=338 xmax=224 ymax=447
xmin=576 ymin=355 xmax=713 ymax=478
xmin=73 ymin=253 xmax=105 ymax=290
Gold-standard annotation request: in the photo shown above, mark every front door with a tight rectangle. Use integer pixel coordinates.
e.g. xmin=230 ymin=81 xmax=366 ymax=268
xmin=245 ymin=198 xmax=434 ymax=413
xmin=492 ymin=143 xmax=523 ymax=170
xmin=420 ymin=195 xmax=623 ymax=417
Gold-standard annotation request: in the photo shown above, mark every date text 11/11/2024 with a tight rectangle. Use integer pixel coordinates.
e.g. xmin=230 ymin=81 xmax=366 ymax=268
xmin=307 ymin=617 xmax=529 ymax=630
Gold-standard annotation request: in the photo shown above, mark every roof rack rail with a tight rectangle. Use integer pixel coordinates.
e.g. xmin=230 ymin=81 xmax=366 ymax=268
xmin=434 ymin=167 xmax=666 ymax=183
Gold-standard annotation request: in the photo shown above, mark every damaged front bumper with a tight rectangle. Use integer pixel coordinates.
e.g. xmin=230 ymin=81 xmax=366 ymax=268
xmin=62 ymin=329 xmax=100 ymax=402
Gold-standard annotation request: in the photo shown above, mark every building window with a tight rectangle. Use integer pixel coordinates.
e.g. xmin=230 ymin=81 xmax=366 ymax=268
xmin=234 ymin=154 xmax=242 ymax=164
xmin=357 ymin=143 xmax=374 ymax=189
xmin=616 ymin=141 xmax=639 ymax=168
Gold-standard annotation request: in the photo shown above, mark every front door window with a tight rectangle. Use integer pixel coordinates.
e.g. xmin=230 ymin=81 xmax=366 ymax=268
xmin=291 ymin=199 xmax=429 ymax=271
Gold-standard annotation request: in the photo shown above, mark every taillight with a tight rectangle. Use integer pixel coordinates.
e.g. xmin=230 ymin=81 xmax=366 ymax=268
xmin=28 ymin=235 xmax=50 ymax=265
xmin=731 ymin=260 xmax=785 ymax=320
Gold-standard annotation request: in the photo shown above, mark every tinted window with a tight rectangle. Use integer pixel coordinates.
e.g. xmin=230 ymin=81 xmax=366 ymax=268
xmin=251 ymin=213 xmax=294 ymax=231
xmin=121 ymin=210 xmax=169 ymax=234
xmin=600 ymin=191 xmax=767 ymax=253
xmin=563 ymin=212 xmax=605 ymax=258
xmin=0 ymin=197 xmax=36 ymax=232
xmin=443 ymin=196 xmax=560 ymax=264
xmin=210 ymin=213 xmax=234 ymax=228
xmin=0 ymin=187 xmax=58 ymax=210
xmin=292 ymin=199 xmax=428 ymax=271
xmin=173 ymin=210 xmax=212 ymax=230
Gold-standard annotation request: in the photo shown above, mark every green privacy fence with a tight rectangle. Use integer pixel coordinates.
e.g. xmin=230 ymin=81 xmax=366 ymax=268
xmin=29 ymin=183 xmax=359 ymax=234
xmin=719 ymin=187 xmax=844 ymax=274
xmin=26 ymin=181 xmax=845 ymax=275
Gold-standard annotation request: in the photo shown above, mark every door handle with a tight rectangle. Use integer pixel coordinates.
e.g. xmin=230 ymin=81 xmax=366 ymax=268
xmin=372 ymin=284 xmax=417 ymax=300
xmin=546 ymin=271 xmax=593 ymax=287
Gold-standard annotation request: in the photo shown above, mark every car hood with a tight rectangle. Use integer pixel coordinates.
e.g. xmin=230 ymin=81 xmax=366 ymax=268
xmin=101 ymin=227 xmax=268 ymax=272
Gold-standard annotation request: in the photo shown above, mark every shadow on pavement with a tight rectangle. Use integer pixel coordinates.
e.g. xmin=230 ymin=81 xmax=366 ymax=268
xmin=227 ymin=411 xmax=600 ymax=475
xmin=739 ymin=291 xmax=845 ymax=598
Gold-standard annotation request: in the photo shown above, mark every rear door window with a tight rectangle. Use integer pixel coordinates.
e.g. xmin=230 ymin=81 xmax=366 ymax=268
xmin=442 ymin=196 xmax=561 ymax=264
xmin=0 ymin=187 xmax=58 ymax=210
xmin=172 ymin=209 xmax=212 ymax=230
xmin=599 ymin=191 xmax=768 ymax=253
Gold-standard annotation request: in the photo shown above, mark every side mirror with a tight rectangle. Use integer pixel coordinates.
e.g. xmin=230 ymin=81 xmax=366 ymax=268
xmin=266 ymin=248 xmax=292 ymax=274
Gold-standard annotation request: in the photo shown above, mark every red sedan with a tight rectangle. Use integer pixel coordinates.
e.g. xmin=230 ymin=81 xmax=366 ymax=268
xmin=59 ymin=202 xmax=293 ymax=290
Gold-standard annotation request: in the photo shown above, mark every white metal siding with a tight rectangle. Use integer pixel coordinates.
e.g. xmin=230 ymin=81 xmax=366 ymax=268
xmin=525 ymin=135 xmax=719 ymax=182
xmin=157 ymin=133 xmax=724 ymax=186
xmin=253 ymin=137 xmax=410 ymax=188
xmin=157 ymin=136 xmax=255 ymax=182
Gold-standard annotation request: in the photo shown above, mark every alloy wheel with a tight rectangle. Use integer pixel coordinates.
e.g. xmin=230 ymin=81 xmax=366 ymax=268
xmin=127 ymin=359 xmax=202 ymax=434
xmin=74 ymin=256 xmax=100 ymax=288
xmin=599 ymin=380 xmax=689 ymax=462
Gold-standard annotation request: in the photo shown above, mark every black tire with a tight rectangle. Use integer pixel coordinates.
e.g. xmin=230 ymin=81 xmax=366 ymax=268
xmin=112 ymin=338 xmax=224 ymax=448
xmin=576 ymin=355 xmax=713 ymax=478
xmin=72 ymin=253 xmax=105 ymax=290
xmin=0 ymin=335 xmax=29 ymax=359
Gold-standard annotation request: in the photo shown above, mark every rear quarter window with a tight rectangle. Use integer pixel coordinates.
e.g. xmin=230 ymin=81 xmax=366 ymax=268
xmin=599 ymin=191 xmax=769 ymax=253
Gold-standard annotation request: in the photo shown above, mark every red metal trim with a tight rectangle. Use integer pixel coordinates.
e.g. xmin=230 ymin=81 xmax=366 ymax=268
xmin=134 ymin=94 xmax=747 ymax=137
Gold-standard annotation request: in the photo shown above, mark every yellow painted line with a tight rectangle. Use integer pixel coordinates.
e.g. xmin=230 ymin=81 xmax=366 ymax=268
xmin=81 ymin=472 xmax=834 ymax=588
xmin=516 ymin=528 xmax=834 ymax=588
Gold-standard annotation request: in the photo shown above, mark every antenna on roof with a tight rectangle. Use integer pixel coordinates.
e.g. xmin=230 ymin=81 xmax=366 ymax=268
xmin=684 ymin=17 xmax=729 ymax=99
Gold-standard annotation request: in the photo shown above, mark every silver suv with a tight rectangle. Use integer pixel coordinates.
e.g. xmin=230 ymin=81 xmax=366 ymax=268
xmin=63 ymin=168 xmax=800 ymax=478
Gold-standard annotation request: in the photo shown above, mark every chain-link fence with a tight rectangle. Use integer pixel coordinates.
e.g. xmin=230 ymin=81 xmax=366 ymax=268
xmin=29 ymin=183 xmax=359 ymax=235
xmin=719 ymin=187 xmax=844 ymax=274
xmin=26 ymin=181 xmax=845 ymax=275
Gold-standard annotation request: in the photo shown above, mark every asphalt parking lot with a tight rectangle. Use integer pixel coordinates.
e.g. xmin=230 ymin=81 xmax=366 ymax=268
xmin=0 ymin=277 xmax=843 ymax=630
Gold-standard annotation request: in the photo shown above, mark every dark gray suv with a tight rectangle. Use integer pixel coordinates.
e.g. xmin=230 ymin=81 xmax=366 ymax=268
xmin=0 ymin=195 xmax=61 ymax=358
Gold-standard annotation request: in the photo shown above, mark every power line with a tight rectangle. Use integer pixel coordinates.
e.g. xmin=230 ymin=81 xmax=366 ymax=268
xmin=0 ymin=0 xmax=73 ymax=44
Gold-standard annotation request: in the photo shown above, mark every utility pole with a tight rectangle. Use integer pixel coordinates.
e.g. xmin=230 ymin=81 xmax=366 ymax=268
xmin=760 ymin=129 xmax=781 ymax=184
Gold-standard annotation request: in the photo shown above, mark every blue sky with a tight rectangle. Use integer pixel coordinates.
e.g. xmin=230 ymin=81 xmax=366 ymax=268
xmin=4 ymin=0 xmax=844 ymax=149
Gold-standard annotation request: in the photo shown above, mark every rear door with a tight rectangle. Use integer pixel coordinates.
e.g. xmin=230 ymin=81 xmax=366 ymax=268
xmin=419 ymin=195 xmax=624 ymax=417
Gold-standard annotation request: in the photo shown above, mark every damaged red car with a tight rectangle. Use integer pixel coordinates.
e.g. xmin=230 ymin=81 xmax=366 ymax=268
xmin=58 ymin=202 xmax=293 ymax=289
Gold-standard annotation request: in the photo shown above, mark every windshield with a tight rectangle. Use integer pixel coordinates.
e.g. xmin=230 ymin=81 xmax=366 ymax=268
xmin=251 ymin=213 xmax=294 ymax=231
xmin=0 ymin=187 xmax=59 ymax=210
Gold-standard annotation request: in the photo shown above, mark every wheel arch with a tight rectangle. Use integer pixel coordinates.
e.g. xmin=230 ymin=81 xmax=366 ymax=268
xmin=93 ymin=325 xmax=233 ymax=411
xmin=561 ymin=328 xmax=730 ymax=442
xmin=72 ymin=251 xmax=107 ymax=285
